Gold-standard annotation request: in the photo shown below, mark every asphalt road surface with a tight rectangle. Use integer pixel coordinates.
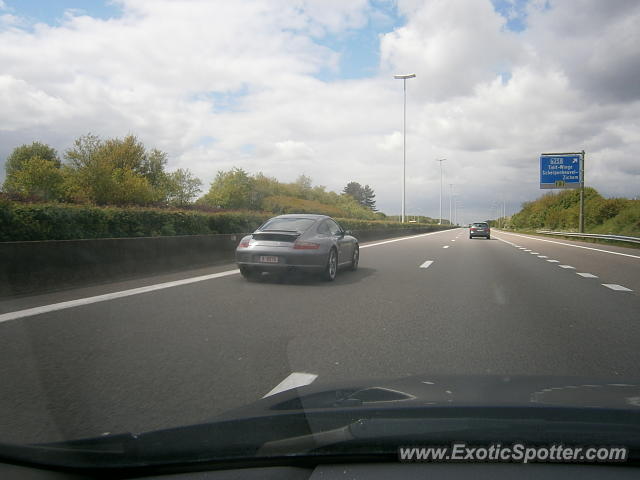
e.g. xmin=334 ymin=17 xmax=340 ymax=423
xmin=0 ymin=228 xmax=638 ymax=444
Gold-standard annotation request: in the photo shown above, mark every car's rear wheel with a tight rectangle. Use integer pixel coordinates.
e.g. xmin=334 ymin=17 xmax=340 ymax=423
xmin=487 ymin=235 xmax=491 ymax=240
xmin=239 ymin=265 xmax=257 ymax=281
xmin=322 ymin=248 xmax=338 ymax=281
xmin=350 ymin=245 xmax=359 ymax=271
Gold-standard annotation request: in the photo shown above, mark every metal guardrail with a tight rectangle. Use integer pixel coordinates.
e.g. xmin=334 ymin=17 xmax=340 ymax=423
xmin=536 ymin=231 xmax=640 ymax=244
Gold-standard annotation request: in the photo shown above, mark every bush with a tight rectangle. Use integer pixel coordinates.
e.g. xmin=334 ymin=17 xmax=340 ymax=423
xmin=510 ymin=188 xmax=639 ymax=236
xmin=0 ymin=200 xmax=448 ymax=241
xmin=262 ymin=195 xmax=347 ymax=217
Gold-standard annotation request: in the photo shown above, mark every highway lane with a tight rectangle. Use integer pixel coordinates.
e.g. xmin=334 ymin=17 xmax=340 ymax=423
xmin=494 ymin=230 xmax=640 ymax=292
xmin=0 ymin=228 xmax=638 ymax=445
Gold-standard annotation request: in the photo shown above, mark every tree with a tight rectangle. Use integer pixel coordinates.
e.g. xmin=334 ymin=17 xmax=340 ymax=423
xmin=3 ymin=142 xmax=65 ymax=201
xmin=342 ymin=181 xmax=377 ymax=211
xmin=3 ymin=155 xmax=66 ymax=201
xmin=165 ymin=169 xmax=202 ymax=207
xmin=64 ymin=133 xmax=101 ymax=169
xmin=362 ymin=184 xmax=376 ymax=211
xmin=293 ymin=174 xmax=313 ymax=199
xmin=342 ymin=181 xmax=364 ymax=205
xmin=198 ymin=168 xmax=254 ymax=209
xmin=251 ymin=173 xmax=281 ymax=210
xmin=5 ymin=142 xmax=60 ymax=175
xmin=140 ymin=148 xmax=169 ymax=191
xmin=64 ymin=133 xmax=172 ymax=206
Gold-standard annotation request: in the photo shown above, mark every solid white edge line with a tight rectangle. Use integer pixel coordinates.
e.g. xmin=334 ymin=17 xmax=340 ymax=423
xmin=494 ymin=237 xmax=517 ymax=247
xmin=602 ymin=284 xmax=633 ymax=292
xmin=360 ymin=228 xmax=456 ymax=249
xmin=0 ymin=270 xmax=240 ymax=324
xmin=419 ymin=260 xmax=434 ymax=268
xmin=497 ymin=231 xmax=640 ymax=259
xmin=263 ymin=372 xmax=318 ymax=398
xmin=2 ymin=229 xmax=458 ymax=322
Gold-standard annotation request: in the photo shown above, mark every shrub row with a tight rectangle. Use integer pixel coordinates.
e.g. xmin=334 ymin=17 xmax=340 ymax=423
xmin=0 ymin=201 xmax=444 ymax=242
xmin=509 ymin=188 xmax=639 ymax=236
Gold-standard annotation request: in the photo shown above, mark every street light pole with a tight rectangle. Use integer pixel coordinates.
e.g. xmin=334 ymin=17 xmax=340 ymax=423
xmin=394 ymin=73 xmax=416 ymax=223
xmin=436 ymin=158 xmax=446 ymax=224
xmin=449 ymin=184 xmax=453 ymax=226
xmin=452 ymin=195 xmax=457 ymax=226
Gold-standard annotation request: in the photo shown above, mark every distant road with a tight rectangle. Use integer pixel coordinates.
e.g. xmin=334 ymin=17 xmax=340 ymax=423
xmin=0 ymin=228 xmax=637 ymax=444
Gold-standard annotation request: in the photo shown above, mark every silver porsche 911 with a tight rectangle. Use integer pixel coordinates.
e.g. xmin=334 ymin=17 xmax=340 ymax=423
xmin=235 ymin=214 xmax=359 ymax=281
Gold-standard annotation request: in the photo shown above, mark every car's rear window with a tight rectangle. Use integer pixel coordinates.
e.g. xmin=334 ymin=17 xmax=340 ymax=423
xmin=473 ymin=223 xmax=488 ymax=227
xmin=260 ymin=218 xmax=316 ymax=232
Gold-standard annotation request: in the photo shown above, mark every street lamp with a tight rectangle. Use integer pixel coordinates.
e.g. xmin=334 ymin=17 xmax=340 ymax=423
xmin=449 ymin=184 xmax=454 ymax=226
xmin=451 ymin=194 xmax=459 ymax=226
xmin=394 ymin=73 xmax=416 ymax=223
xmin=436 ymin=158 xmax=446 ymax=224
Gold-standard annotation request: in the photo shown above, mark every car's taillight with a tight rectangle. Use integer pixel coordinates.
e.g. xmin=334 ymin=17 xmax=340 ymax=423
xmin=471 ymin=227 xmax=477 ymax=231
xmin=238 ymin=239 xmax=251 ymax=248
xmin=293 ymin=241 xmax=320 ymax=250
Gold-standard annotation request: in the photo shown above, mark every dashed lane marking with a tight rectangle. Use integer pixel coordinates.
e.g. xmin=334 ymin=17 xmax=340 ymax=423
xmin=602 ymin=284 xmax=633 ymax=292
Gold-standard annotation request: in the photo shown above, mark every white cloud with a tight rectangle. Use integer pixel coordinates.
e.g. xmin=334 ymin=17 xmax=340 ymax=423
xmin=380 ymin=0 xmax=521 ymax=101
xmin=274 ymin=140 xmax=314 ymax=158
xmin=0 ymin=0 xmax=638 ymax=223
xmin=377 ymin=131 xmax=403 ymax=152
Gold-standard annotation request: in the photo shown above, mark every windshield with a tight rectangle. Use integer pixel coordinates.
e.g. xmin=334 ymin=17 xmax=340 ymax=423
xmin=259 ymin=217 xmax=316 ymax=232
xmin=0 ymin=0 xmax=639 ymax=473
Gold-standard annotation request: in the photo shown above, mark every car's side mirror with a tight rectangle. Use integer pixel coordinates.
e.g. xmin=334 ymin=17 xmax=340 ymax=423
xmin=344 ymin=230 xmax=352 ymax=236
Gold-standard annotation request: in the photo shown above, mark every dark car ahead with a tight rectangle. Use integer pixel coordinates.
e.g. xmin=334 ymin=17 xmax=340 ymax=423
xmin=235 ymin=214 xmax=359 ymax=281
xmin=469 ymin=222 xmax=491 ymax=239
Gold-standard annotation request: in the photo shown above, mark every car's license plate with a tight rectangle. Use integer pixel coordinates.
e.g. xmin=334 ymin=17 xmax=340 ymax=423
xmin=259 ymin=256 xmax=279 ymax=263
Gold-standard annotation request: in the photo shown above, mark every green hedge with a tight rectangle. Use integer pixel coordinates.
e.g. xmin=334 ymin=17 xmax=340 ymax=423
xmin=509 ymin=188 xmax=640 ymax=236
xmin=0 ymin=201 xmax=445 ymax=241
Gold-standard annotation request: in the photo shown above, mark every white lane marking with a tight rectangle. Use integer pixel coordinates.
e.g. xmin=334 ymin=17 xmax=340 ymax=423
xmin=494 ymin=237 xmax=518 ymax=248
xmin=530 ymin=252 xmax=540 ymax=255
xmin=577 ymin=273 xmax=598 ymax=278
xmin=602 ymin=284 xmax=633 ymax=292
xmin=360 ymin=228 xmax=454 ymax=249
xmin=538 ymin=255 xmax=548 ymax=258
xmin=443 ymin=245 xmax=450 ymax=249
xmin=523 ymin=249 xmax=532 ymax=252
xmin=419 ymin=260 xmax=434 ymax=269
xmin=558 ymin=265 xmax=576 ymax=269
xmin=263 ymin=372 xmax=318 ymax=398
xmin=498 ymin=232 xmax=640 ymax=260
xmin=0 ymin=269 xmax=240 ymax=324
xmin=547 ymin=260 xmax=560 ymax=263
xmin=451 ymin=239 xmax=456 ymax=242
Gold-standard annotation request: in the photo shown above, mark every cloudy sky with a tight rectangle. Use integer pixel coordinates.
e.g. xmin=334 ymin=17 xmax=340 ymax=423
xmin=1 ymin=0 xmax=639 ymax=223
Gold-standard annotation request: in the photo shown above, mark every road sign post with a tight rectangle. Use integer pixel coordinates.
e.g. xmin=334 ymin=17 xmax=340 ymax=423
xmin=579 ymin=150 xmax=585 ymax=233
xmin=539 ymin=151 xmax=585 ymax=233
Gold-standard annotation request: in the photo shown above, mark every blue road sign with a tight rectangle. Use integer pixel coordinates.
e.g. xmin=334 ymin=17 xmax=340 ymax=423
xmin=540 ymin=154 xmax=581 ymax=189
